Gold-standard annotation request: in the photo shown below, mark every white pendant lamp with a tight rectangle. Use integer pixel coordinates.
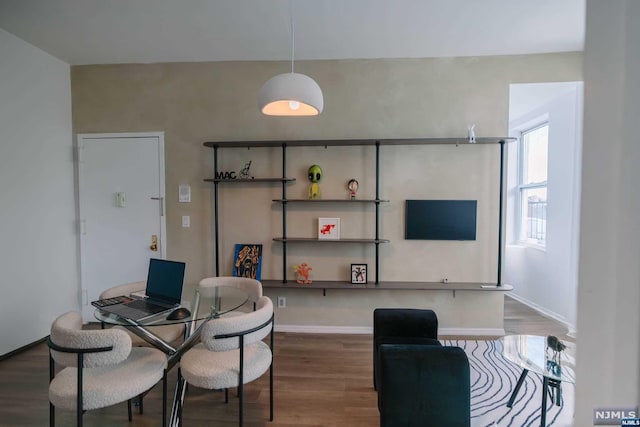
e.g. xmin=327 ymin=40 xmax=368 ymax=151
xmin=259 ymin=73 xmax=323 ymax=116
xmin=258 ymin=7 xmax=323 ymax=116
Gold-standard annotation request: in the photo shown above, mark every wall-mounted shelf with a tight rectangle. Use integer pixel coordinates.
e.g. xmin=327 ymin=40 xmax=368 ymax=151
xmin=204 ymin=178 xmax=296 ymax=183
xmin=261 ymin=279 xmax=513 ymax=296
xmin=273 ymin=237 xmax=390 ymax=244
xmin=204 ymin=137 xmax=512 ymax=148
xmin=273 ymin=198 xmax=389 ymax=203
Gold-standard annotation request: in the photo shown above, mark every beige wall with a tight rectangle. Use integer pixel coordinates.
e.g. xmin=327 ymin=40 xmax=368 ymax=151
xmin=71 ymin=53 xmax=581 ymax=331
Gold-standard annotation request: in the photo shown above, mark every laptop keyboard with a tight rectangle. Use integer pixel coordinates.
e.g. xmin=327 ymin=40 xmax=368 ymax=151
xmin=126 ymin=298 xmax=169 ymax=314
xmin=91 ymin=295 xmax=133 ymax=308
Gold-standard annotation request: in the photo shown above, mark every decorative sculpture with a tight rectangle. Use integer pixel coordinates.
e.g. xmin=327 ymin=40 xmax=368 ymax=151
xmin=468 ymin=124 xmax=476 ymax=143
xmin=546 ymin=335 xmax=567 ymax=376
xmin=239 ymin=160 xmax=253 ymax=179
xmin=546 ymin=335 xmax=567 ymax=353
xmin=293 ymin=263 xmax=313 ymax=284
xmin=308 ymin=165 xmax=322 ymax=199
xmin=347 ymin=179 xmax=359 ymax=200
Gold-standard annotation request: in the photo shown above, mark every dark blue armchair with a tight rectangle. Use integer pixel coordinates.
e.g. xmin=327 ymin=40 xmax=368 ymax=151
xmin=378 ymin=344 xmax=471 ymax=427
xmin=373 ymin=308 xmax=439 ymax=390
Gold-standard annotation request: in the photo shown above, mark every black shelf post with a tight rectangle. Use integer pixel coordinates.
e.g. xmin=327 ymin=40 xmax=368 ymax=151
xmin=214 ymin=146 xmax=220 ymax=277
xmin=375 ymin=141 xmax=381 ymax=285
xmin=282 ymin=143 xmax=288 ymax=283
xmin=497 ymin=140 xmax=505 ymax=286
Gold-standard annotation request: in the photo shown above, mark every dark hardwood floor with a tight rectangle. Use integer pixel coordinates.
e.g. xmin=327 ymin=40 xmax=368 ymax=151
xmin=0 ymin=296 xmax=572 ymax=426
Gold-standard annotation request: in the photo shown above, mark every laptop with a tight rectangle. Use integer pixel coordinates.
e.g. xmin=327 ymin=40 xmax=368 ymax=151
xmin=95 ymin=258 xmax=186 ymax=321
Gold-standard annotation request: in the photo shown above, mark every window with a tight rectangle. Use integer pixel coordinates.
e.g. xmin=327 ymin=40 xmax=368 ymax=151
xmin=518 ymin=123 xmax=548 ymax=246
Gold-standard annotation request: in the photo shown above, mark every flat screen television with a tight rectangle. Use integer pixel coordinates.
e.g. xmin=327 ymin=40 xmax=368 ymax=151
xmin=405 ymin=200 xmax=477 ymax=241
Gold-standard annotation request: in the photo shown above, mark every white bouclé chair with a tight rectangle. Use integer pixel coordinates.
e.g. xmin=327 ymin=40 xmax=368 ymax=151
xmin=180 ymin=296 xmax=274 ymax=426
xmin=197 ymin=276 xmax=263 ymax=312
xmin=48 ymin=311 xmax=168 ymax=427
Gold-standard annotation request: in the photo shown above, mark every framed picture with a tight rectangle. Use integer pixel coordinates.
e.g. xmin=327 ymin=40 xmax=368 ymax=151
xmin=351 ymin=263 xmax=367 ymax=284
xmin=233 ymin=244 xmax=262 ymax=280
xmin=318 ymin=217 xmax=340 ymax=240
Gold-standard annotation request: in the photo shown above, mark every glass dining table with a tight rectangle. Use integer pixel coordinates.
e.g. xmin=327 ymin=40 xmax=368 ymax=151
xmin=501 ymin=334 xmax=576 ymax=427
xmin=94 ymin=286 xmax=250 ymax=426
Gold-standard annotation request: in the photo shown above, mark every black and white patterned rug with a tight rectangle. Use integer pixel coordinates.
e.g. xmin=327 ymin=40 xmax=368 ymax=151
xmin=443 ymin=340 xmax=575 ymax=427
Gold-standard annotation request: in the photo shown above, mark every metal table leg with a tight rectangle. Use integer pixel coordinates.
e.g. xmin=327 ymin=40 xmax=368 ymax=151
xmin=169 ymin=370 xmax=186 ymax=427
xmin=117 ymin=291 xmax=210 ymax=427
xmin=507 ymin=369 xmax=529 ymax=408
xmin=541 ymin=376 xmax=549 ymax=426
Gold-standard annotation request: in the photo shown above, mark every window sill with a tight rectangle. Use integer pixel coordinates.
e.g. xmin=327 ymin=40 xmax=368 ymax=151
xmin=510 ymin=241 xmax=547 ymax=252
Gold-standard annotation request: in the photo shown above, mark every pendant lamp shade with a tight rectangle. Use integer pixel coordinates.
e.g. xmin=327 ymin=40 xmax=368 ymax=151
xmin=258 ymin=72 xmax=324 ymax=116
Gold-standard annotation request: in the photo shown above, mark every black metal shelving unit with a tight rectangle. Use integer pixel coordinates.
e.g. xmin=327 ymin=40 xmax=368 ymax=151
xmin=206 ymin=142 xmax=296 ymax=276
xmin=204 ymin=137 xmax=515 ymax=287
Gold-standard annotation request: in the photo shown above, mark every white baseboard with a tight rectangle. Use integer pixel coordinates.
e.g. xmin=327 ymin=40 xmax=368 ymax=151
xmin=274 ymin=324 xmax=505 ymax=336
xmin=506 ymin=293 xmax=577 ymax=335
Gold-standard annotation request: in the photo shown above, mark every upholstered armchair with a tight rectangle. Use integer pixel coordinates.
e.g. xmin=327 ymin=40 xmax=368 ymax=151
xmin=180 ymin=295 xmax=274 ymax=426
xmin=48 ymin=311 xmax=168 ymax=427
xmin=378 ymin=344 xmax=471 ymax=427
xmin=197 ymin=276 xmax=263 ymax=312
xmin=373 ymin=308 xmax=439 ymax=390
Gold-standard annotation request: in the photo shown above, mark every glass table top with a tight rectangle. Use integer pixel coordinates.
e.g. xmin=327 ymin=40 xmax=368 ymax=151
xmin=501 ymin=334 xmax=576 ymax=384
xmin=94 ymin=286 xmax=250 ymax=326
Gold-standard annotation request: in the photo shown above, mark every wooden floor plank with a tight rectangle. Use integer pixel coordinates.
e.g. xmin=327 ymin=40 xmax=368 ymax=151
xmin=0 ymin=297 xmax=571 ymax=426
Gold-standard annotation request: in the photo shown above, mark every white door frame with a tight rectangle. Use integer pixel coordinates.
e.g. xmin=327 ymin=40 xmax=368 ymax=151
xmin=76 ymin=131 xmax=167 ymax=307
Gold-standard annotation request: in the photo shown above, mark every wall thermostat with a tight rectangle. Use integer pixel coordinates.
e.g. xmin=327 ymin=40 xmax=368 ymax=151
xmin=178 ymin=185 xmax=191 ymax=203
xmin=115 ymin=192 xmax=126 ymax=208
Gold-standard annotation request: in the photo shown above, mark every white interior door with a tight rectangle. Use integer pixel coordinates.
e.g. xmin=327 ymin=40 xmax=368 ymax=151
xmin=78 ymin=133 xmax=166 ymax=321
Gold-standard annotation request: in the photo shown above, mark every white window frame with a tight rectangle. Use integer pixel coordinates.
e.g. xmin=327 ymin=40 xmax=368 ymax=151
xmin=517 ymin=122 xmax=548 ymax=248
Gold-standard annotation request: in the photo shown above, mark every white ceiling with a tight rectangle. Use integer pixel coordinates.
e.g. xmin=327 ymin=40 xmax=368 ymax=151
xmin=0 ymin=0 xmax=585 ymax=66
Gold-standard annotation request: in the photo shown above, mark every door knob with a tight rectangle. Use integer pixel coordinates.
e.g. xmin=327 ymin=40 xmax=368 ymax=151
xmin=150 ymin=234 xmax=158 ymax=251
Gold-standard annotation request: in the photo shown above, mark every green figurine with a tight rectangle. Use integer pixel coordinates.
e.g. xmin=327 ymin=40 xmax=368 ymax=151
xmin=308 ymin=164 xmax=322 ymax=199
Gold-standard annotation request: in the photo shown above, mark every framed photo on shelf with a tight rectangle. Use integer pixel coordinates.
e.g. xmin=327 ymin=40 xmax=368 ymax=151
xmin=351 ymin=263 xmax=367 ymax=284
xmin=318 ymin=217 xmax=340 ymax=240
xmin=233 ymin=243 xmax=262 ymax=281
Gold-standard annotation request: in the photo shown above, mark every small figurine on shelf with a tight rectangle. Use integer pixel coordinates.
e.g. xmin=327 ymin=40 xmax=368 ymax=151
xmin=239 ymin=160 xmax=253 ymax=179
xmin=293 ymin=262 xmax=313 ymax=284
xmin=308 ymin=165 xmax=322 ymax=199
xmin=347 ymin=179 xmax=359 ymax=200
xmin=468 ymin=124 xmax=476 ymax=143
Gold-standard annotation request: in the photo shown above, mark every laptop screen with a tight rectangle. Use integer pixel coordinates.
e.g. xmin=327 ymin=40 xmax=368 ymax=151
xmin=145 ymin=258 xmax=186 ymax=304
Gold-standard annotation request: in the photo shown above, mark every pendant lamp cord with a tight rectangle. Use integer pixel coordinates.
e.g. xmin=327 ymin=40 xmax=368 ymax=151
xmin=290 ymin=0 xmax=295 ymax=73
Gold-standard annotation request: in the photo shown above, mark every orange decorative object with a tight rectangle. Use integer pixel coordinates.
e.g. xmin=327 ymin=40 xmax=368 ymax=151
xmin=293 ymin=263 xmax=313 ymax=284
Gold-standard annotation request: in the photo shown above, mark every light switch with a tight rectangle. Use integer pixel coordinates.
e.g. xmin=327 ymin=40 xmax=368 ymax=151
xmin=182 ymin=215 xmax=190 ymax=228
